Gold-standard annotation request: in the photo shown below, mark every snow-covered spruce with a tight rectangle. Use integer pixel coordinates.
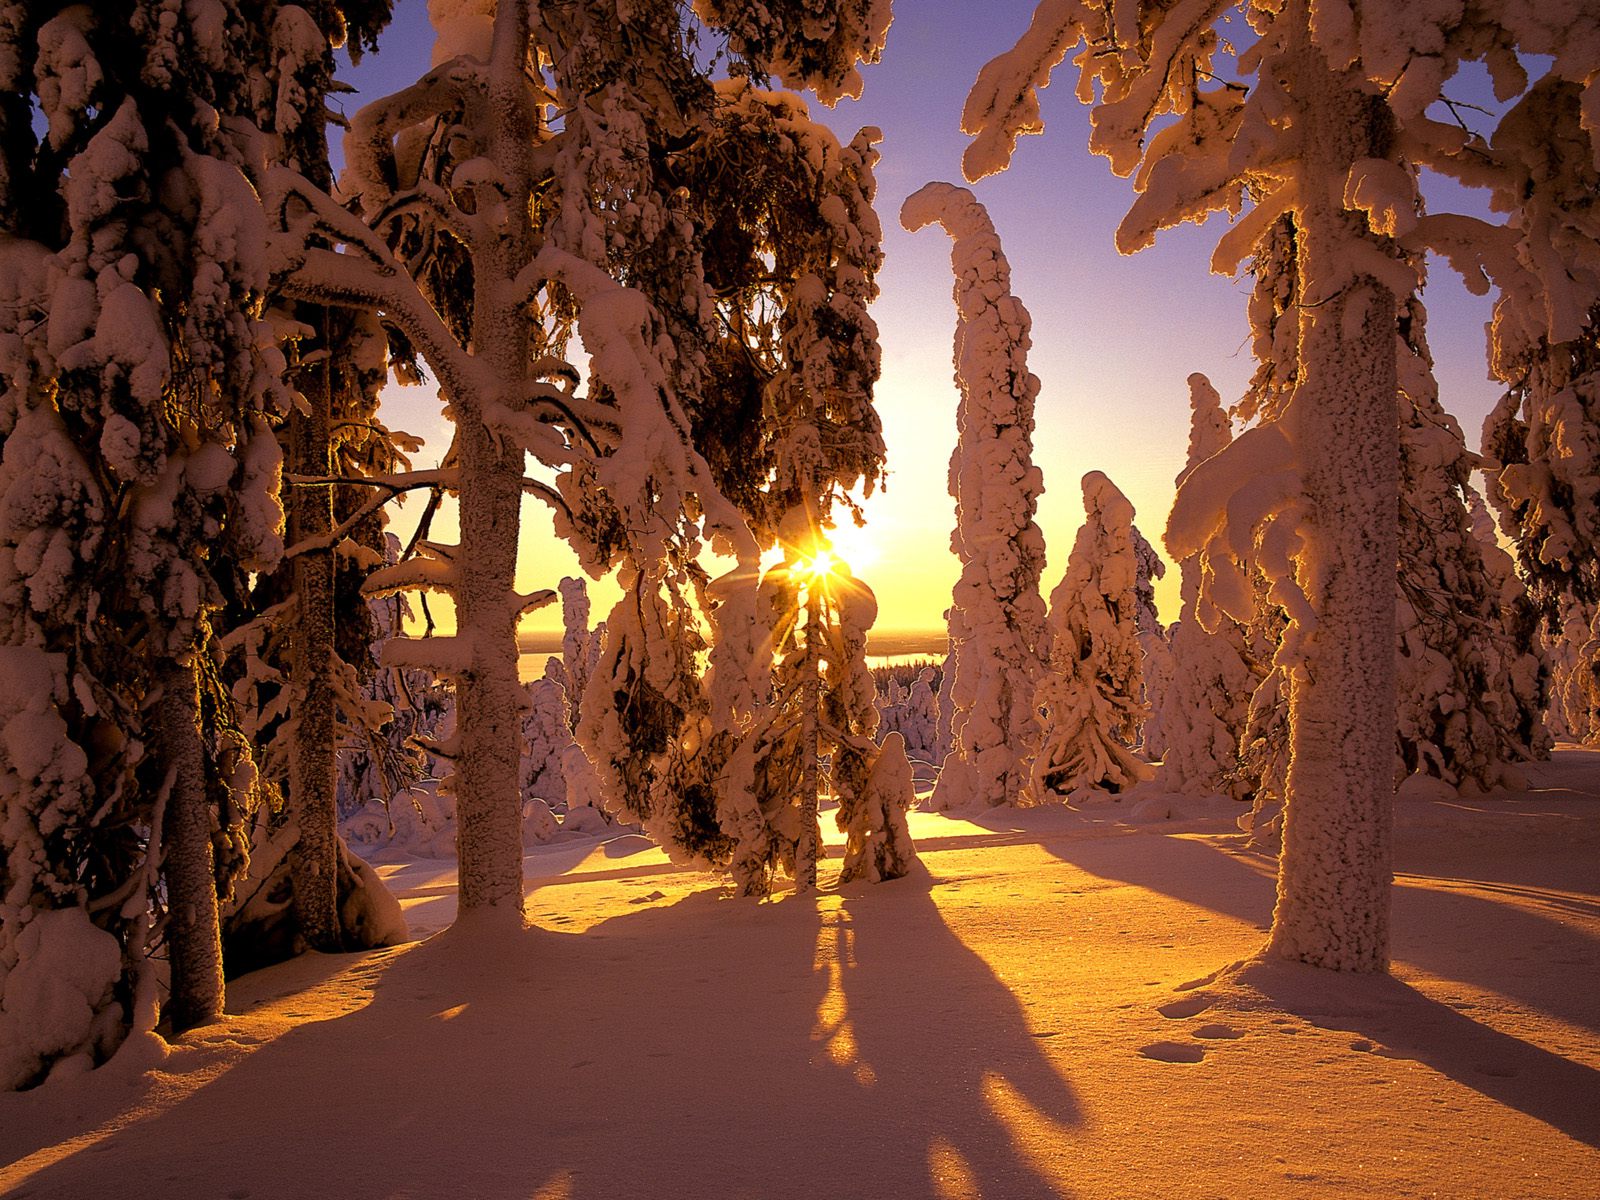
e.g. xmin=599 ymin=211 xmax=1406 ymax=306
xmin=1131 ymin=523 xmax=1172 ymax=760
xmin=1155 ymin=375 xmax=1254 ymax=800
xmin=1030 ymin=472 xmax=1152 ymax=801
xmin=900 ymin=182 xmax=1048 ymax=810
xmin=721 ymin=528 xmax=915 ymax=896
xmin=523 ymin=23 xmax=893 ymax=880
xmin=1456 ymin=80 xmax=1600 ymax=620
xmin=1396 ymin=297 xmax=1550 ymax=791
xmin=0 ymin=0 xmax=346 ymax=1081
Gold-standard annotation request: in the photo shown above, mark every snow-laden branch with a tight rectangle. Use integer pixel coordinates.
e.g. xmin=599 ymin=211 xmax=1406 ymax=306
xmin=281 ymin=468 xmax=461 ymax=559
xmin=960 ymin=0 xmax=1079 ymax=181
xmin=262 ymin=167 xmax=484 ymax=403
xmin=362 ymin=555 xmax=458 ymax=598
xmin=342 ymin=59 xmax=478 ymax=219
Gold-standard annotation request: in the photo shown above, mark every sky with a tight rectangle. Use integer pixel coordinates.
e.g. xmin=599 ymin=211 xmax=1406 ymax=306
xmin=337 ymin=1 xmax=1505 ymax=636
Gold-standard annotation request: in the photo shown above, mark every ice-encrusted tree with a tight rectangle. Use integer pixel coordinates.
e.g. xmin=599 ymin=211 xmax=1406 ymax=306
xmin=1155 ymin=375 xmax=1254 ymax=798
xmin=1030 ymin=472 xmax=1151 ymax=800
xmin=966 ymin=0 xmax=1600 ymax=971
xmin=900 ymin=182 xmax=1048 ymax=811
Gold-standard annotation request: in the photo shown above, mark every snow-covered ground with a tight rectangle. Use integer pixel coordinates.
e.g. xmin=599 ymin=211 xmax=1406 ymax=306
xmin=3 ymin=752 xmax=1598 ymax=1199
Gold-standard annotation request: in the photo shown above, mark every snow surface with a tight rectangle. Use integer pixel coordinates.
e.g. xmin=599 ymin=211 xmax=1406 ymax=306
xmin=4 ymin=750 xmax=1598 ymax=1198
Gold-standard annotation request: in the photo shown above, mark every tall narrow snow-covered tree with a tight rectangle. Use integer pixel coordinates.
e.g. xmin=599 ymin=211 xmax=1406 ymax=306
xmin=721 ymin=535 xmax=915 ymax=894
xmin=1155 ymin=374 xmax=1254 ymax=798
xmin=1130 ymin=523 xmax=1172 ymax=757
xmin=1030 ymin=472 xmax=1151 ymax=800
xmin=966 ymin=0 xmax=1600 ymax=970
xmin=900 ymin=182 xmax=1048 ymax=811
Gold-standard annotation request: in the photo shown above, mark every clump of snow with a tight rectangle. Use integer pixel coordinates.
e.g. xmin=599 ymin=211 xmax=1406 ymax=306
xmin=0 ymin=908 xmax=122 ymax=1091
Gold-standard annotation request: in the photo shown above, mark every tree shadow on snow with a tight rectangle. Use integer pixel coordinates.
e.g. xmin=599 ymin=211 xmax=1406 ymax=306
xmin=1037 ymin=826 xmax=1600 ymax=1146
xmin=1 ymin=871 xmax=1082 ymax=1200
xmin=1037 ymin=824 xmax=1600 ymax=1035
xmin=1213 ymin=958 xmax=1600 ymax=1149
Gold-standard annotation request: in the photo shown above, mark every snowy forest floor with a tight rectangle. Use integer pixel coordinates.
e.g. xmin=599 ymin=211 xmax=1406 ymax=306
xmin=4 ymin=753 xmax=1599 ymax=1200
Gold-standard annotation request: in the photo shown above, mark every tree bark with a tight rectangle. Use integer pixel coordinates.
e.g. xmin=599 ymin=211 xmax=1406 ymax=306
xmin=287 ymin=335 xmax=341 ymax=951
xmin=157 ymin=658 xmax=226 ymax=1031
xmin=450 ymin=1 xmax=537 ymax=915
xmin=1267 ymin=8 xmax=1398 ymax=972
xmin=795 ymin=583 xmax=822 ymax=893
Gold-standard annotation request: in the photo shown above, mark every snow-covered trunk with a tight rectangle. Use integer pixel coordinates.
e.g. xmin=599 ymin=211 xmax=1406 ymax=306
xmin=1268 ymin=19 xmax=1398 ymax=972
xmin=795 ymin=584 xmax=823 ymax=893
xmin=156 ymin=658 xmax=225 ymax=1032
xmin=451 ymin=4 xmax=536 ymax=916
xmin=287 ymin=352 xmax=340 ymax=951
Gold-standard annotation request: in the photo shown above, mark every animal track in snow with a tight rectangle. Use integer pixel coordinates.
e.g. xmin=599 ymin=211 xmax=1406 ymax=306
xmin=1138 ymin=1040 xmax=1206 ymax=1063
xmin=1157 ymin=994 xmax=1214 ymax=1019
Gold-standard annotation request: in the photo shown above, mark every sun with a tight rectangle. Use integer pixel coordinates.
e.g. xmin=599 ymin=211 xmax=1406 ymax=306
xmin=794 ymin=547 xmax=844 ymax=584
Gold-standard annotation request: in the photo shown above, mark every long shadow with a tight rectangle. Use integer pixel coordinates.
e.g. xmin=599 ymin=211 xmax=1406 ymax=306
xmin=1039 ymin=825 xmax=1600 ymax=1033
xmin=2 ymin=873 xmax=1082 ymax=1200
xmin=1039 ymin=826 xmax=1600 ymax=1142
xmin=1225 ymin=959 xmax=1600 ymax=1148
xmin=835 ymin=869 xmax=1084 ymax=1199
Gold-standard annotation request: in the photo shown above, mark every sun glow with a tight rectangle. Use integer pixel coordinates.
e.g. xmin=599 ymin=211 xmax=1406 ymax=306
xmin=794 ymin=547 xmax=844 ymax=584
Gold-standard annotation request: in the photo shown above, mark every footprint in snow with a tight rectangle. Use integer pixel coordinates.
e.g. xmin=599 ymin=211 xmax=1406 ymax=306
xmin=1138 ymin=1040 xmax=1206 ymax=1064
xmin=628 ymin=889 xmax=666 ymax=905
xmin=1157 ymin=994 xmax=1214 ymax=1019
xmin=1191 ymin=1023 xmax=1243 ymax=1040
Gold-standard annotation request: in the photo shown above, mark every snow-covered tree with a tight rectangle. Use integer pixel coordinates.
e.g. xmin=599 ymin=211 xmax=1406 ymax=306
xmin=901 ymin=182 xmax=1048 ymax=810
xmin=1131 ymin=523 xmax=1172 ymax=757
xmin=722 ymin=537 xmax=915 ymax=894
xmin=0 ymin=0 xmax=319 ymax=1078
xmin=552 ymin=577 xmax=601 ymax=734
xmin=876 ymin=663 xmax=941 ymax=764
xmin=966 ymin=0 xmax=1600 ymax=971
xmin=1030 ymin=472 xmax=1151 ymax=800
xmin=499 ymin=20 xmax=894 ymax=880
xmin=1463 ymin=80 xmax=1600 ymax=623
xmin=1156 ymin=375 xmax=1254 ymax=798
xmin=1545 ymin=599 xmax=1600 ymax=744
xmin=268 ymin=0 xmax=760 ymax=917
xmin=1396 ymin=299 xmax=1550 ymax=790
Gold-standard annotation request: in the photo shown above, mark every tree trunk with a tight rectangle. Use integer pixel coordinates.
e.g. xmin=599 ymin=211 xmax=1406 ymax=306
xmin=450 ymin=1 xmax=537 ymax=916
xmin=795 ymin=584 xmax=822 ymax=893
xmin=157 ymin=658 xmax=225 ymax=1031
xmin=287 ymin=336 xmax=340 ymax=950
xmin=1268 ymin=10 xmax=1398 ymax=972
